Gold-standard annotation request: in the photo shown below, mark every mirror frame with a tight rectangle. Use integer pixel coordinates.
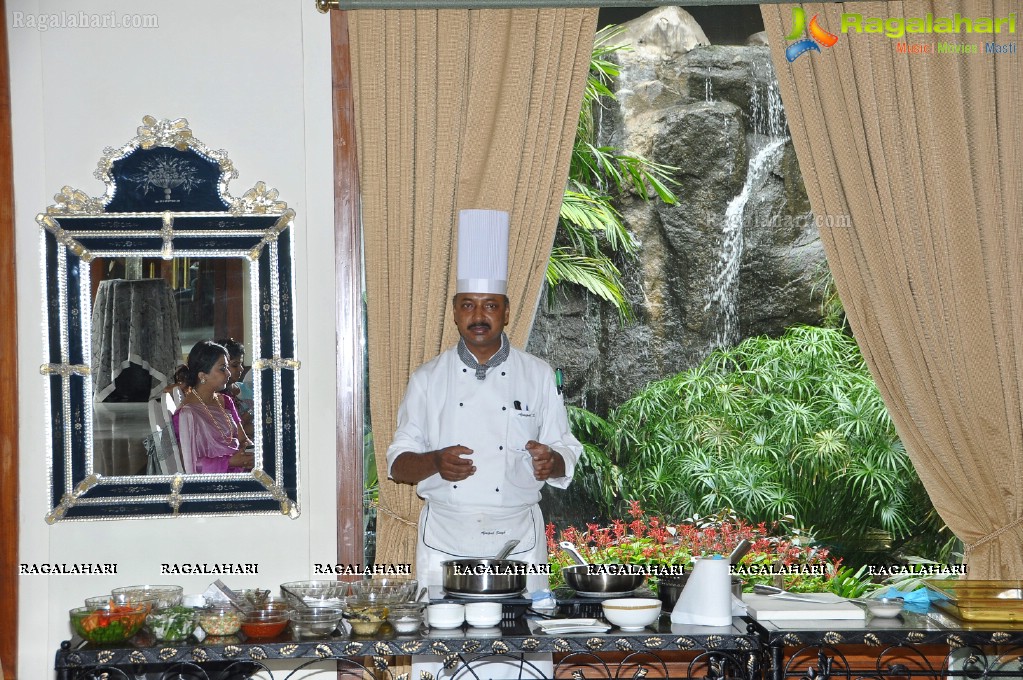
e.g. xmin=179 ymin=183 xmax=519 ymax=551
xmin=37 ymin=116 xmax=301 ymax=522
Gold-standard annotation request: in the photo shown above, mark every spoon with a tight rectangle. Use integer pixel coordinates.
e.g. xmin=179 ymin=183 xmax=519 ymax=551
xmin=559 ymin=541 xmax=588 ymax=566
xmin=281 ymin=584 xmax=312 ymax=611
xmin=212 ymin=579 xmax=248 ymax=613
xmin=494 ymin=539 xmax=520 ymax=560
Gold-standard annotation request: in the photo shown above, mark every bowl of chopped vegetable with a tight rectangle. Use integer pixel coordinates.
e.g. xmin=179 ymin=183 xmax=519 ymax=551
xmin=70 ymin=605 xmax=148 ymax=644
xmin=147 ymin=606 xmax=199 ymax=642
xmin=198 ymin=605 xmax=243 ymax=636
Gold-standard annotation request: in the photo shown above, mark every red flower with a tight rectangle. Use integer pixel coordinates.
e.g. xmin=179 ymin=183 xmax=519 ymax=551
xmin=629 ymin=519 xmax=646 ymax=539
xmin=612 ymin=519 xmax=626 ymax=539
xmin=627 ymin=500 xmax=644 ymax=519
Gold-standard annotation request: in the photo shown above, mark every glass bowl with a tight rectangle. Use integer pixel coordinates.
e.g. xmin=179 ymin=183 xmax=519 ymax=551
xmin=112 ymin=584 xmax=184 ymax=609
xmin=85 ymin=594 xmax=158 ymax=613
xmin=349 ymin=578 xmax=414 ymax=605
xmin=280 ymin=580 xmax=349 ymax=610
xmin=70 ymin=605 xmax=147 ymax=644
xmin=289 ymin=607 xmax=344 ymax=639
xmin=146 ymin=606 xmax=198 ymax=642
xmin=387 ymin=602 xmax=426 ymax=634
xmin=344 ymin=600 xmax=389 ymax=636
xmin=240 ymin=608 xmax=291 ymax=639
xmin=197 ymin=605 xmax=243 ymax=636
xmin=862 ymin=597 xmax=904 ymax=618
xmin=236 ymin=588 xmax=273 ymax=609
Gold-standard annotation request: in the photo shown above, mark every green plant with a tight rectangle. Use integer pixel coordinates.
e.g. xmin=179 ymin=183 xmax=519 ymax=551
xmin=811 ymin=261 xmax=847 ymax=330
xmin=549 ymin=25 xmax=679 ymax=321
xmin=566 ymin=405 xmax=624 ymax=511
xmin=570 ymin=325 xmax=949 ymax=566
xmin=827 ymin=565 xmax=874 ymax=598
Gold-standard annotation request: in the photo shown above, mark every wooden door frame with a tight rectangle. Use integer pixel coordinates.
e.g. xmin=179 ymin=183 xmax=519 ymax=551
xmin=0 ymin=0 xmax=20 ymax=676
xmin=331 ymin=10 xmax=365 ymax=569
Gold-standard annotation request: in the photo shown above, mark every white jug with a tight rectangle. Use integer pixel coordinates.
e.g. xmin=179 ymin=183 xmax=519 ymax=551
xmin=670 ymin=555 xmax=733 ymax=626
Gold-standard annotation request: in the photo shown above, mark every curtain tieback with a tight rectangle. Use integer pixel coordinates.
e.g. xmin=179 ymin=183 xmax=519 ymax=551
xmin=376 ymin=502 xmax=418 ymax=528
xmin=965 ymin=516 xmax=1023 ymax=557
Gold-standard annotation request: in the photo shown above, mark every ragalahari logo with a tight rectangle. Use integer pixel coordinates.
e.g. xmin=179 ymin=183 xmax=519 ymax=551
xmin=785 ymin=7 xmax=839 ymax=61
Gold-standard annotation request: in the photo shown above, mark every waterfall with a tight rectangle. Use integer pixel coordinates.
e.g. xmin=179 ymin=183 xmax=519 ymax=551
xmin=704 ymin=137 xmax=787 ymax=350
xmin=749 ymin=51 xmax=787 ymax=138
xmin=702 ymin=52 xmax=789 ymax=352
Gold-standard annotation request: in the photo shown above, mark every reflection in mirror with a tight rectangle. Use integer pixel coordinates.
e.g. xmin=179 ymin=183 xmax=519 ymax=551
xmin=89 ymin=256 xmax=251 ymax=478
xmin=38 ymin=116 xmax=300 ymax=522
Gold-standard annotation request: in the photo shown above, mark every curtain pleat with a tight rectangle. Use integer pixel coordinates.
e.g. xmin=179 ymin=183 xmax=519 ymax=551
xmin=349 ymin=8 xmax=598 ymax=571
xmin=761 ymin=1 xmax=1022 ymax=576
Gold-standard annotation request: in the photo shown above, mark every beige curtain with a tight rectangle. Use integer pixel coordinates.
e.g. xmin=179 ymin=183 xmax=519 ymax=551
xmin=761 ymin=1 xmax=1022 ymax=577
xmin=349 ymin=8 xmax=598 ymax=570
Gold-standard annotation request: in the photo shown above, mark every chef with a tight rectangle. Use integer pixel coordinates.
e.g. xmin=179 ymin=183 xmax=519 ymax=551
xmin=387 ymin=208 xmax=583 ymax=593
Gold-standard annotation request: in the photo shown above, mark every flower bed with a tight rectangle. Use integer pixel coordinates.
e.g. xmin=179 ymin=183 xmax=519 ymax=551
xmin=547 ymin=501 xmax=857 ymax=594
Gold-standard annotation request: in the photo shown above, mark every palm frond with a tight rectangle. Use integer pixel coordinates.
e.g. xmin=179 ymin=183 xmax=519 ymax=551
xmin=550 ymin=25 xmax=679 ymax=322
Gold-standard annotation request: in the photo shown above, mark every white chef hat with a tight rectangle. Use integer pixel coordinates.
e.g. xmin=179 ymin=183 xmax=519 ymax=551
xmin=456 ymin=209 xmax=509 ymax=295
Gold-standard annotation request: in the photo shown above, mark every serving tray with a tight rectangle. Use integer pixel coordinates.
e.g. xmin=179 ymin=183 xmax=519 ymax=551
xmin=924 ymin=579 xmax=1023 ymax=622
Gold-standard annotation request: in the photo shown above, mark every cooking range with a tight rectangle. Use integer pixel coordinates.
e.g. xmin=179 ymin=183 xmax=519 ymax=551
xmin=428 ymin=585 xmax=649 ymax=622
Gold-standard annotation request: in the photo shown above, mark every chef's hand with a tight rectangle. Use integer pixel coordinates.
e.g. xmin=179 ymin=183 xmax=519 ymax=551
xmin=432 ymin=445 xmax=476 ymax=482
xmin=526 ymin=440 xmax=565 ymax=480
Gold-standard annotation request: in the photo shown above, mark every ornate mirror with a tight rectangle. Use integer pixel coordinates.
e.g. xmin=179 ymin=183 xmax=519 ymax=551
xmin=38 ymin=116 xmax=300 ymax=521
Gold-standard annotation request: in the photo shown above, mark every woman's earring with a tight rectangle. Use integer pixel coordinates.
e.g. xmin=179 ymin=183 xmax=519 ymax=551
xmin=200 ymin=377 xmax=206 ymax=384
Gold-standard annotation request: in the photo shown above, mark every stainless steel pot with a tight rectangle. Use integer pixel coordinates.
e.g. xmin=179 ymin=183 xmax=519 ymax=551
xmin=561 ymin=565 xmax=646 ymax=595
xmin=656 ymin=575 xmax=688 ymax=611
xmin=655 ymin=575 xmax=745 ymax=610
xmin=441 ymin=559 xmax=527 ymax=597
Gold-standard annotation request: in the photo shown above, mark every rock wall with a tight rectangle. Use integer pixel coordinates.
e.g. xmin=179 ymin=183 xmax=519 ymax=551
xmin=527 ymin=8 xmax=826 ymax=417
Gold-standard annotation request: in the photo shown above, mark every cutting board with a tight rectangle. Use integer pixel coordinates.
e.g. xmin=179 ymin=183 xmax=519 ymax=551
xmin=744 ymin=593 xmax=866 ymax=621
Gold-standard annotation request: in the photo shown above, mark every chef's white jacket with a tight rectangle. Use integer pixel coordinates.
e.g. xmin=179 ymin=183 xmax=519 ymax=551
xmin=386 ymin=345 xmax=583 ymax=587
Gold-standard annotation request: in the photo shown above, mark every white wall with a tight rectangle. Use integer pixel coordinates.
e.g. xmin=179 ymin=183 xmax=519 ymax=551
xmin=10 ymin=1 xmax=338 ymax=677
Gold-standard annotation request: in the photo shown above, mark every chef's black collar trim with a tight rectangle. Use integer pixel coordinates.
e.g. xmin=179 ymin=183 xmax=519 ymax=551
xmin=457 ymin=333 xmax=510 ymax=380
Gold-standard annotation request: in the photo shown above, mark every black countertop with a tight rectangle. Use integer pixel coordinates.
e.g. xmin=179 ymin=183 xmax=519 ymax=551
xmin=57 ymin=607 xmax=1023 ymax=677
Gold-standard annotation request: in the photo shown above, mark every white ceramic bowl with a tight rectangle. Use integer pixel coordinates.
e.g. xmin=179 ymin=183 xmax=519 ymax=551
xmin=465 ymin=602 xmax=503 ymax=627
xmin=426 ymin=603 xmax=465 ymax=629
xmin=601 ymin=597 xmax=662 ymax=631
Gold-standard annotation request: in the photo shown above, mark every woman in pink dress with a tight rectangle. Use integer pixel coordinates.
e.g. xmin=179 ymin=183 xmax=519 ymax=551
xmin=173 ymin=340 xmax=254 ymax=474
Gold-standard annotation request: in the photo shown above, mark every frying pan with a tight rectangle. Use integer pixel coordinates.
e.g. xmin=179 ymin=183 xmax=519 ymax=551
xmin=441 ymin=540 xmax=526 ymax=597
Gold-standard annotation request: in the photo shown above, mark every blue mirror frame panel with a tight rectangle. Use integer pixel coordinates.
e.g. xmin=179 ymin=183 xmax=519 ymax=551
xmin=37 ymin=116 xmax=300 ymax=522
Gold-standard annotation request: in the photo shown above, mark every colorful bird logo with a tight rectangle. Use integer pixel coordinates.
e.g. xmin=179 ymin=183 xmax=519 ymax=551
xmin=785 ymin=7 xmax=839 ymax=62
